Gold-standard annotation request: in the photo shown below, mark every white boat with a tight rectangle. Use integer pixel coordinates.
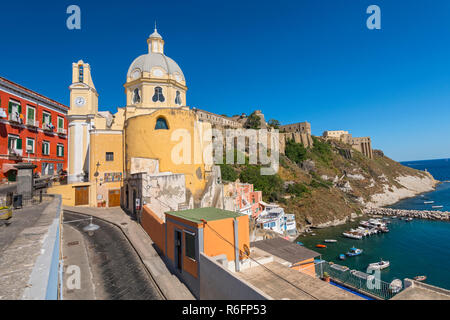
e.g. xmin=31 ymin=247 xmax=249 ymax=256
xmin=424 ymin=201 xmax=434 ymax=204
xmin=343 ymin=232 xmax=362 ymax=240
xmin=368 ymin=260 xmax=390 ymax=270
xmin=324 ymin=239 xmax=337 ymax=243
xmin=432 ymin=205 xmax=443 ymax=209
xmin=389 ymin=279 xmax=403 ymax=293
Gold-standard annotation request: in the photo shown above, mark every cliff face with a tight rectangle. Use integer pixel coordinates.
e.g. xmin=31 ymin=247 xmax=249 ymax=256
xmin=277 ymin=138 xmax=438 ymax=230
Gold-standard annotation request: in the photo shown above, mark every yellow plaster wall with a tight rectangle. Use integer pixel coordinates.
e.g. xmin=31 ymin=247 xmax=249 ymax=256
xmin=125 ymin=109 xmax=210 ymax=199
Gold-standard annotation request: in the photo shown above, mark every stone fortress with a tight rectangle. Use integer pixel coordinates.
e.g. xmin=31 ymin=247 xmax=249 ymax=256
xmin=323 ymin=130 xmax=373 ymax=159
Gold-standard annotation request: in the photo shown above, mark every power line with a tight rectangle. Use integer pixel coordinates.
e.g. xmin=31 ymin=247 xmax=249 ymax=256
xmin=204 ymin=222 xmax=320 ymax=300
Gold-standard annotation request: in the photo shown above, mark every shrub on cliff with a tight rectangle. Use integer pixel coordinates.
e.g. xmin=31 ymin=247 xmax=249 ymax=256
xmin=311 ymin=136 xmax=333 ymax=165
xmin=220 ymin=164 xmax=238 ymax=182
xmin=285 ymin=139 xmax=307 ymax=164
xmin=287 ymin=183 xmax=310 ymax=197
xmin=239 ymin=165 xmax=284 ymax=202
xmin=244 ymin=112 xmax=261 ymax=129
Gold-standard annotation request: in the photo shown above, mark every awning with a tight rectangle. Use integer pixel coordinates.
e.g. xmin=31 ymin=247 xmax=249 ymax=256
xmin=2 ymin=163 xmax=17 ymax=173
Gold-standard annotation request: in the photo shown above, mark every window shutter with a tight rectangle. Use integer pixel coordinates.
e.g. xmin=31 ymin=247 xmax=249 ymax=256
xmin=49 ymin=114 xmax=52 ymax=123
xmin=16 ymin=139 xmax=22 ymax=149
xmin=17 ymin=103 xmax=21 ymax=114
xmin=8 ymin=102 xmax=12 ymax=113
xmin=62 ymin=146 xmax=64 ymax=157
xmin=42 ymin=143 xmax=45 ymax=154
xmin=8 ymin=137 xmax=12 ymax=149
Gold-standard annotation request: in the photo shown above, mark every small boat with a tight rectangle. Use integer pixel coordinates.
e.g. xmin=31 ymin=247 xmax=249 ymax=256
xmin=406 ymin=217 xmax=413 ymax=222
xmin=339 ymin=254 xmax=346 ymax=260
xmin=324 ymin=239 xmax=337 ymax=243
xmin=392 ymin=216 xmax=397 ymax=219
xmin=296 ymin=241 xmax=304 ymax=246
xmin=343 ymin=232 xmax=363 ymax=240
xmin=424 ymin=201 xmax=434 ymax=204
xmin=389 ymin=279 xmax=403 ymax=293
xmin=346 ymin=247 xmax=363 ymax=257
xmin=316 ymin=244 xmax=326 ymax=248
xmin=432 ymin=205 xmax=443 ymax=209
xmin=368 ymin=260 xmax=390 ymax=270
xmin=414 ymin=275 xmax=427 ymax=282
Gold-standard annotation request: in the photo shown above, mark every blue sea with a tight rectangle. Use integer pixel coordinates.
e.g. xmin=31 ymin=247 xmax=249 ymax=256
xmin=298 ymin=158 xmax=450 ymax=290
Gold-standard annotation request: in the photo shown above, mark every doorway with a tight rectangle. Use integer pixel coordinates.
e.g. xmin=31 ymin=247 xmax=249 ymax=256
xmin=75 ymin=186 xmax=89 ymax=206
xmin=175 ymin=230 xmax=182 ymax=271
xmin=108 ymin=189 xmax=121 ymax=207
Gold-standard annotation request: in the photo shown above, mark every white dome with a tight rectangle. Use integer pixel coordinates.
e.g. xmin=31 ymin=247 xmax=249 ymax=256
xmin=127 ymin=52 xmax=185 ymax=81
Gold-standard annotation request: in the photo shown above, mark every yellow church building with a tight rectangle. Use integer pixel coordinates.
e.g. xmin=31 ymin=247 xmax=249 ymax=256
xmin=50 ymin=28 xmax=224 ymax=219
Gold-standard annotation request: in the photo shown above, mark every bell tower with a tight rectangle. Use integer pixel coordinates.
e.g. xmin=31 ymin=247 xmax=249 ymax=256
xmin=67 ymin=60 xmax=98 ymax=183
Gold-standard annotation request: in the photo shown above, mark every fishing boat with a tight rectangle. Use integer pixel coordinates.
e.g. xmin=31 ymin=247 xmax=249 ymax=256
xmin=316 ymin=244 xmax=326 ymax=248
xmin=389 ymin=279 xmax=403 ymax=293
xmin=368 ymin=260 xmax=390 ymax=270
xmin=424 ymin=201 xmax=434 ymax=204
xmin=324 ymin=239 xmax=337 ymax=243
xmin=296 ymin=241 xmax=304 ymax=246
xmin=406 ymin=217 xmax=413 ymax=222
xmin=346 ymin=247 xmax=363 ymax=257
xmin=392 ymin=216 xmax=397 ymax=219
xmin=339 ymin=254 xmax=346 ymax=260
xmin=414 ymin=275 xmax=427 ymax=282
xmin=432 ymin=205 xmax=443 ymax=209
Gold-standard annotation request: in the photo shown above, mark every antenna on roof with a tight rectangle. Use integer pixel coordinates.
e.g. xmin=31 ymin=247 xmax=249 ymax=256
xmin=155 ymin=20 xmax=157 ymax=32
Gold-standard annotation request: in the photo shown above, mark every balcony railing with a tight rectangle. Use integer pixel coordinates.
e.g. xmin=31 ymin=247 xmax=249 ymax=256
xmin=42 ymin=122 xmax=54 ymax=131
xmin=8 ymin=113 xmax=22 ymax=124
xmin=57 ymin=127 xmax=67 ymax=135
xmin=26 ymin=119 xmax=39 ymax=128
xmin=8 ymin=147 xmax=23 ymax=157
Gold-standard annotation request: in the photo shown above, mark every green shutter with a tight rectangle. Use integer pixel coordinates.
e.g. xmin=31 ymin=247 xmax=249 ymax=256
xmin=8 ymin=137 xmax=12 ymax=148
xmin=58 ymin=117 xmax=63 ymax=128
xmin=16 ymin=139 xmax=22 ymax=149
xmin=17 ymin=103 xmax=21 ymax=114
xmin=8 ymin=102 xmax=12 ymax=114
xmin=27 ymin=108 xmax=34 ymax=120
xmin=62 ymin=145 xmax=64 ymax=156
xmin=42 ymin=143 xmax=45 ymax=154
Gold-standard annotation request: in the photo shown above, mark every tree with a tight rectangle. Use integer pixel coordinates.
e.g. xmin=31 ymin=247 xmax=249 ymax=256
xmin=220 ymin=164 xmax=238 ymax=182
xmin=244 ymin=112 xmax=261 ymax=129
xmin=239 ymin=166 xmax=284 ymax=202
xmin=268 ymin=119 xmax=280 ymax=129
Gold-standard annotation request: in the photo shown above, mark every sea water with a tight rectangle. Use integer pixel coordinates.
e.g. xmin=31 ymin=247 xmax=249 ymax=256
xmin=298 ymin=158 xmax=450 ymax=290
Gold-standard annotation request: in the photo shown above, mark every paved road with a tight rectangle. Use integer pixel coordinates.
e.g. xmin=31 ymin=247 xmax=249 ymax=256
xmin=62 ymin=212 xmax=164 ymax=300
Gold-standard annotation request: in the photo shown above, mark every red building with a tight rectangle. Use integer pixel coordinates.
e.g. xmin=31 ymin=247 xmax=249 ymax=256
xmin=0 ymin=76 xmax=68 ymax=182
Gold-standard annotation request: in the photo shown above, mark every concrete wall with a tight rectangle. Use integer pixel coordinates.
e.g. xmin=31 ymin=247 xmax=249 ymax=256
xmin=199 ymin=253 xmax=270 ymax=300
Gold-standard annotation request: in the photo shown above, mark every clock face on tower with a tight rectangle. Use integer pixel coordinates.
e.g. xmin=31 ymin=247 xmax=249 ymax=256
xmin=75 ymin=97 xmax=86 ymax=107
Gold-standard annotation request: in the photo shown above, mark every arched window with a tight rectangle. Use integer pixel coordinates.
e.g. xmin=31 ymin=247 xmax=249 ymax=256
xmin=133 ymin=88 xmax=141 ymax=104
xmin=155 ymin=117 xmax=169 ymax=130
xmin=152 ymin=87 xmax=165 ymax=102
xmin=175 ymin=91 xmax=182 ymax=105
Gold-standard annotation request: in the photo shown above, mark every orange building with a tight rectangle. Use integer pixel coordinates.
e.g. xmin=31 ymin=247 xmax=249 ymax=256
xmin=141 ymin=206 xmax=249 ymax=298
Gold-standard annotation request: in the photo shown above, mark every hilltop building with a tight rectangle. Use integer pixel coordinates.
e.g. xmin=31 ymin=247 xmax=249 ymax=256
xmin=49 ymin=28 xmax=223 ymax=214
xmin=0 ymin=77 xmax=68 ymax=182
xmin=323 ymin=130 xmax=373 ymax=159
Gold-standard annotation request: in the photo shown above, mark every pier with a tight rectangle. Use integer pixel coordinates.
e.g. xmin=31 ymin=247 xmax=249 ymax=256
xmin=364 ymin=208 xmax=450 ymax=221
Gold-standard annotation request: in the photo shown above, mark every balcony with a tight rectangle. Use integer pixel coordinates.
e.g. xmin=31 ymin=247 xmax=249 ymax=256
xmin=26 ymin=119 xmax=39 ymax=128
xmin=42 ymin=122 xmax=54 ymax=132
xmin=8 ymin=147 xmax=23 ymax=158
xmin=8 ymin=113 xmax=22 ymax=124
xmin=57 ymin=127 xmax=67 ymax=135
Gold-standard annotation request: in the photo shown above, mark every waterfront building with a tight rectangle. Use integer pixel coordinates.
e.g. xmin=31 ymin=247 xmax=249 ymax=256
xmin=224 ymin=181 xmax=263 ymax=218
xmin=49 ymin=28 xmax=223 ymax=211
xmin=256 ymin=201 xmax=297 ymax=236
xmin=0 ymin=77 xmax=68 ymax=182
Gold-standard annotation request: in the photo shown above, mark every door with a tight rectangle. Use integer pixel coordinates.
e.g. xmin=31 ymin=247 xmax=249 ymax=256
xmin=108 ymin=189 xmax=121 ymax=207
xmin=75 ymin=186 xmax=89 ymax=206
xmin=175 ymin=230 xmax=182 ymax=271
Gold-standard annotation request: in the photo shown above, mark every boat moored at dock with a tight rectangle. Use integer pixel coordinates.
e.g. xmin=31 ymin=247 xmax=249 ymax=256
xmin=346 ymin=247 xmax=363 ymax=257
xmin=368 ymin=260 xmax=390 ymax=270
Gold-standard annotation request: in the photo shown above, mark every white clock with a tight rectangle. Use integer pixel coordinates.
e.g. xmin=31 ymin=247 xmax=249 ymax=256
xmin=75 ymin=97 xmax=86 ymax=107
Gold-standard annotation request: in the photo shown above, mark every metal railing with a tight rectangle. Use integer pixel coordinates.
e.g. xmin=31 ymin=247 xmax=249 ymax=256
xmin=315 ymin=260 xmax=403 ymax=300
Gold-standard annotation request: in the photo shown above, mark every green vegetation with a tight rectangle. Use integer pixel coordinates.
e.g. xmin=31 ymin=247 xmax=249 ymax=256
xmin=286 ymin=183 xmax=310 ymax=197
xmin=285 ymin=139 xmax=307 ymax=164
xmin=220 ymin=163 xmax=238 ymax=182
xmin=239 ymin=165 xmax=284 ymax=202
xmin=310 ymin=136 xmax=333 ymax=165
xmin=244 ymin=112 xmax=261 ymax=129
xmin=267 ymin=119 xmax=280 ymax=129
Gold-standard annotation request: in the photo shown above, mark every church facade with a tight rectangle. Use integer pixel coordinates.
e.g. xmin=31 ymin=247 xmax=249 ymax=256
xmin=50 ymin=29 xmax=223 ymax=217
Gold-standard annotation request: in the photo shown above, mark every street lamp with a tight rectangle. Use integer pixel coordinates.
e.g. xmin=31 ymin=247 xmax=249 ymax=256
xmin=63 ymin=215 xmax=100 ymax=236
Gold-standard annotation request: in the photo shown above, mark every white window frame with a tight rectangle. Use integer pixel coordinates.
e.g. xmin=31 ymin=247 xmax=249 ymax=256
xmin=43 ymin=111 xmax=51 ymax=124
xmin=57 ymin=116 xmax=64 ymax=129
xmin=26 ymin=138 xmax=35 ymax=154
xmin=43 ymin=141 xmax=50 ymax=156
xmin=8 ymin=134 xmax=19 ymax=150
xmin=57 ymin=144 xmax=64 ymax=157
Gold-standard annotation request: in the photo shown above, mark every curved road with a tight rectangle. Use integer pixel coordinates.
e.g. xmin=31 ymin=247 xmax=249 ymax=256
xmin=62 ymin=211 xmax=164 ymax=300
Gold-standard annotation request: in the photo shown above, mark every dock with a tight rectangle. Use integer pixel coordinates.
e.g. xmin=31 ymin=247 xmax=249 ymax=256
xmin=364 ymin=208 xmax=450 ymax=221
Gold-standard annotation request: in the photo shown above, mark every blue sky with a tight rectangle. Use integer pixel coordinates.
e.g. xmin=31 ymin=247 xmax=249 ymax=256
xmin=1 ymin=0 xmax=450 ymax=161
